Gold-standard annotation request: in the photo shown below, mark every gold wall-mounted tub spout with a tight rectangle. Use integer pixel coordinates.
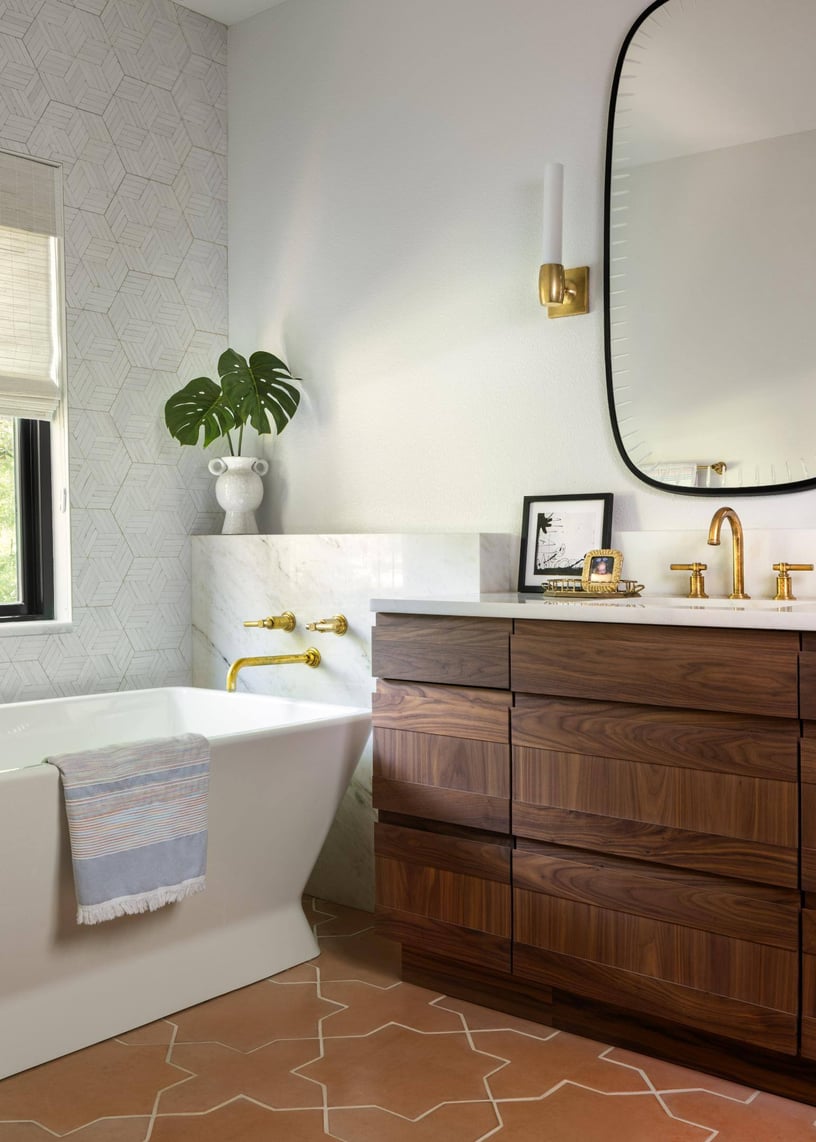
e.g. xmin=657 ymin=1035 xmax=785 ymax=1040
xmin=707 ymin=506 xmax=749 ymax=599
xmin=306 ymin=614 xmax=348 ymax=636
xmin=226 ymin=649 xmax=321 ymax=692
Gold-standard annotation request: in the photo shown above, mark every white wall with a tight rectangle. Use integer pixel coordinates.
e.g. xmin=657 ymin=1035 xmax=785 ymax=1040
xmin=228 ymin=0 xmax=816 ymax=542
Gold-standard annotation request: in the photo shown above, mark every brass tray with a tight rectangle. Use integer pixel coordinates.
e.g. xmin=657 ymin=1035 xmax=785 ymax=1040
xmin=541 ymin=578 xmax=645 ymax=599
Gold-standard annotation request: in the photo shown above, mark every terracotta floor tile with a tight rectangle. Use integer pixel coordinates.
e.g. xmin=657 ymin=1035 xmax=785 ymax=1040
xmin=297 ymin=1024 xmax=504 ymax=1118
xmin=490 ymin=1086 xmax=712 ymax=1141
xmin=150 ymin=1099 xmax=331 ymax=1141
xmin=605 ymin=1046 xmax=757 ymax=1099
xmin=471 ymin=1030 xmax=650 ymax=1101
xmin=171 ymin=978 xmax=342 ymax=1051
xmin=320 ymin=980 xmax=466 ymax=1037
xmin=0 ymin=1123 xmax=149 ymax=1141
xmin=117 ymin=1020 xmax=176 ymax=1047
xmin=311 ymin=898 xmax=376 ymax=937
xmin=662 ymin=1088 xmax=816 ymax=1140
xmin=270 ymin=961 xmax=320 ymax=984
xmin=159 ymin=1040 xmax=324 ymax=1113
xmin=433 ymin=995 xmax=556 ymax=1037
xmin=0 ymin=1041 xmax=185 ymax=1134
xmin=329 ymin=1101 xmax=501 ymax=1142
xmin=313 ymin=930 xmax=402 ymax=987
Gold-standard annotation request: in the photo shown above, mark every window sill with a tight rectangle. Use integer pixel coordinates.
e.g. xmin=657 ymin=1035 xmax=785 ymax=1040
xmin=0 ymin=618 xmax=72 ymax=636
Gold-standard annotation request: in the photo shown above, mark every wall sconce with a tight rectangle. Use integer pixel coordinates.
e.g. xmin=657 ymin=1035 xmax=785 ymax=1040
xmin=539 ymin=162 xmax=589 ymax=318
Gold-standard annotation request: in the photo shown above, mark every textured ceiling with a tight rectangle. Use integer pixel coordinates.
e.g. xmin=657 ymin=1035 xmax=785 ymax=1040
xmin=175 ymin=0 xmax=288 ymax=25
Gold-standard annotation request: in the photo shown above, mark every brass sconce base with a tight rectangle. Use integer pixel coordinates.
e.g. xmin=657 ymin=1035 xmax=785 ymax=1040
xmin=539 ymin=264 xmax=590 ymax=318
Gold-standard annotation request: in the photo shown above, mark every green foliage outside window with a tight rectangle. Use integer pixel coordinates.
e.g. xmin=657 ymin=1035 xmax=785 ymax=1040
xmin=0 ymin=417 xmax=18 ymax=604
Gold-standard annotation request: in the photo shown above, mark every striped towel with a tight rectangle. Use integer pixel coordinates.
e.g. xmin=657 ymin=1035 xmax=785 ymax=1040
xmin=46 ymin=733 xmax=209 ymax=926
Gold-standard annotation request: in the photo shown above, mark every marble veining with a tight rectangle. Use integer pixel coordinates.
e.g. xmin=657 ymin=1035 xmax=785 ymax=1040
xmin=192 ymin=533 xmax=515 ymax=910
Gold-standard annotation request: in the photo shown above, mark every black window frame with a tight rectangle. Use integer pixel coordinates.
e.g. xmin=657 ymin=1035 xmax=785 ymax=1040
xmin=0 ymin=418 xmax=53 ymax=622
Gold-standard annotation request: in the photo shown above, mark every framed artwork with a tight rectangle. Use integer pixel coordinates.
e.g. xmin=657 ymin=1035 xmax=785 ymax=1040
xmin=582 ymin=548 xmax=623 ymax=592
xmin=517 ymin=493 xmax=613 ymax=593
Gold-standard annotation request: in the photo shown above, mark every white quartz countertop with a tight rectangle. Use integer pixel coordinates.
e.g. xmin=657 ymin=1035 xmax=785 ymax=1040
xmin=370 ymin=592 xmax=816 ymax=631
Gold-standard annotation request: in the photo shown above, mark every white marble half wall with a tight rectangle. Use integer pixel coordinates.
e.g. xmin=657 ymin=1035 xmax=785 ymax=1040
xmin=192 ymin=533 xmax=516 ymax=910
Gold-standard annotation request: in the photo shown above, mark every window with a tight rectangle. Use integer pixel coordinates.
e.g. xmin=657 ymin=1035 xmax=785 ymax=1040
xmin=0 ymin=150 xmax=64 ymax=624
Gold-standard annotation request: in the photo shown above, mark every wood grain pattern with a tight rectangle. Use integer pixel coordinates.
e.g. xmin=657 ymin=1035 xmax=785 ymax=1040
xmin=802 ymin=943 xmax=816 ymax=1058
xmin=511 ymin=804 xmax=798 ymax=887
xmin=513 ymin=945 xmax=797 ymax=1054
xmin=801 ymin=739 xmax=816 ymax=892
xmin=373 ymin=614 xmax=511 ymax=688
xmin=373 ymin=776 xmax=509 ymax=832
xmin=376 ymin=906 xmax=511 ymax=971
xmin=513 ymin=842 xmax=799 ymax=950
xmin=515 ymin=889 xmax=796 ymax=1012
xmin=375 ymin=822 xmax=510 ymax=884
xmin=800 ymin=652 xmax=816 ymax=721
xmin=513 ymin=746 xmax=797 ymax=847
xmin=373 ymin=679 xmax=511 ymax=742
xmin=512 ymin=694 xmax=799 ymax=780
xmin=511 ymin=621 xmax=799 ymax=717
xmin=375 ymin=727 xmax=509 ymax=796
xmin=377 ymin=855 xmax=510 ymax=936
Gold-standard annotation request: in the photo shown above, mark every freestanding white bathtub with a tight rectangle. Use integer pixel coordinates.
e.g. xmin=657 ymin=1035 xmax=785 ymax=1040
xmin=0 ymin=686 xmax=370 ymax=1079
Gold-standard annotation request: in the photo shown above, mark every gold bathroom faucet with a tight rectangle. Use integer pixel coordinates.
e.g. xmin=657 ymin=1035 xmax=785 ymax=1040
xmin=707 ymin=507 xmax=749 ymax=599
xmin=226 ymin=649 xmax=321 ymax=692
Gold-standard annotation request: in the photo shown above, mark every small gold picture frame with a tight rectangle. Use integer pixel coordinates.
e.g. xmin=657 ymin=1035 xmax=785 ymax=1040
xmin=581 ymin=549 xmax=623 ymax=593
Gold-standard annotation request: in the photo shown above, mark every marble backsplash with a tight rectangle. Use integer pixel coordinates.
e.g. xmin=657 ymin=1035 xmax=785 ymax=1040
xmin=192 ymin=533 xmax=516 ymax=910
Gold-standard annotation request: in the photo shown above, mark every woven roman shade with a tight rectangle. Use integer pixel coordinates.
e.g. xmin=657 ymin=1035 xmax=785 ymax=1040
xmin=0 ymin=150 xmax=63 ymax=420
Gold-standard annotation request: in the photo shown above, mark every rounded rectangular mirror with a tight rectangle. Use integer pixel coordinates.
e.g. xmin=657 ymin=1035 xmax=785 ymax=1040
xmin=605 ymin=0 xmax=816 ymax=495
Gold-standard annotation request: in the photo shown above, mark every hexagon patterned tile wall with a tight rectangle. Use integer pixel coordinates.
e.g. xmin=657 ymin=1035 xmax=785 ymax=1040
xmin=0 ymin=0 xmax=228 ymax=701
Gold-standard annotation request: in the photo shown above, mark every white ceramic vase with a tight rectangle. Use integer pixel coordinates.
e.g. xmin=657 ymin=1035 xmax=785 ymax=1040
xmin=208 ymin=456 xmax=269 ymax=534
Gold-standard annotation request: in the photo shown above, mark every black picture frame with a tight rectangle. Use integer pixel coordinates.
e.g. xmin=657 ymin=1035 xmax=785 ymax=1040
xmin=517 ymin=493 xmax=613 ymax=593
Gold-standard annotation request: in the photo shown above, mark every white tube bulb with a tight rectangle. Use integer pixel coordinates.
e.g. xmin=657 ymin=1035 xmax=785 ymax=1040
xmin=542 ymin=162 xmax=564 ymax=265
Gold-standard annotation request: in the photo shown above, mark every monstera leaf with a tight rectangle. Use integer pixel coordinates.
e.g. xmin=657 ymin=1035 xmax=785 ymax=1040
xmin=164 ymin=375 xmax=239 ymax=448
xmin=163 ymin=348 xmax=301 ymax=453
xmin=218 ymin=349 xmax=300 ymax=437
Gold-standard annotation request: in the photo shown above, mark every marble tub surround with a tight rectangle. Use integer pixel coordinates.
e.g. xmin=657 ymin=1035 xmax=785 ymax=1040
xmin=191 ymin=533 xmax=515 ymax=911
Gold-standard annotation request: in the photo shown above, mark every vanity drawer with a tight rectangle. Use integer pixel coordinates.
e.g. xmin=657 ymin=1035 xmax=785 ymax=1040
xmin=373 ymin=726 xmax=510 ymax=833
xmin=373 ymin=614 xmax=511 ymax=689
xmin=375 ymin=821 xmax=511 ymax=972
xmin=513 ymin=840 xmax=798 ymax=1054
xmin=373 ymin=679 xmax=511 ymax=742
xmin=511 ymin=695 xmax=799 ymax=887
xmin=799 ymin=734 xmax=816 ymax=890
xmin=800 ymin=908 xmax=816 ymax=1058
xmin=511 ymin=621 xmax=800 ymax=718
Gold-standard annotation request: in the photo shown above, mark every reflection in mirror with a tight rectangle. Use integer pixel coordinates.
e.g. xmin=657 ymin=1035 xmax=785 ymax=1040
xmin=605 ymin=0 xmax=816 ymax=494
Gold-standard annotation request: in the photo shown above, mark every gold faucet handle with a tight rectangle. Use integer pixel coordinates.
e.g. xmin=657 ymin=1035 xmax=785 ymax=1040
xmin=305 ymin=614 xmax=348 ymax=636
xmin=669 ymin=562 xmax=708 ymax=599
xmin=772 ymin=563 xmax=813 ymax=602
xmin=243 ymin=611 xmax=296 ymax=632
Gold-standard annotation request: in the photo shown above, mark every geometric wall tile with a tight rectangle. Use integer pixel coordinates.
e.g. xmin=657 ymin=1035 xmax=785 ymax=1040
xmin=0 ymin=0 xmax=227 ymax=700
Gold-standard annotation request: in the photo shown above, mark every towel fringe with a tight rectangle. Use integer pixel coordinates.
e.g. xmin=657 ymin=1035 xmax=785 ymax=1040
xmin=76 ymin=876 xmax=206 ymax=925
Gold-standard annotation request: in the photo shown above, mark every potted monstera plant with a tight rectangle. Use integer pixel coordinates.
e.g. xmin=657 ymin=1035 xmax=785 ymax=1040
xmin=165 ymin=348 xmax=300 ymax=534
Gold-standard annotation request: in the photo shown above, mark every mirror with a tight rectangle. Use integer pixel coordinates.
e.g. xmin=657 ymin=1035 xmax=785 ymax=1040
xmin=605 ymin=0 xmax=816 ymax=495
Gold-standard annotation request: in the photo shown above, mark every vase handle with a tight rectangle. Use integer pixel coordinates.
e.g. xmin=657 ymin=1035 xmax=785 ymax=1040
xmin=251 ymin=458 xmax=269 ymax=476
xmin=208 ymin=458 xmax=228 ymax=476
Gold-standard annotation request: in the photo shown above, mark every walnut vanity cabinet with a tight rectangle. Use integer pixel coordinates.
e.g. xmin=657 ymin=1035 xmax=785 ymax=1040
xmin=372 ymin=613 xmax=816 ymax=1097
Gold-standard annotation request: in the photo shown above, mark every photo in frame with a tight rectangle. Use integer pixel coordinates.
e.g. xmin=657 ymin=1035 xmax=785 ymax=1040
xmin=582 ymin=548 xmax=623 ymax=592
xmin=517 ymin=493 xmax=613 ymax=593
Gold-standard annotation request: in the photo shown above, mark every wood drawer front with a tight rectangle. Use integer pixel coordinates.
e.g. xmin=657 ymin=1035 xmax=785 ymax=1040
xmin=512 ymin=746 xmax=798 ymax=887
xmin=514 ymin=888 xmax=798 ymax=1053
xmin=373 ymin=679 xmax=510 ymax=743
xmin=800 ymin=653 xmax=816 ymax=721
xmin=373 ymin=727 xmax=510 ymax=832
xmin=375 ymin=823 xmax=511 ymax=972
xmin=511 ymin=621 xmax=799 ymax=718
xmin=373 ymin=614 xmax=511 ymax=689
xmin=514 ymin=842 xmax=799 ymax=951
xmin=801 ymin=739 xmax=816 ymax=891
xmin=512 ymin=694 xmax=799 ymax=781
xmin=800 ymin=910 xmax=816 ymax=1059
xmin=514 ymin=945 xmax=796 ymax=1055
